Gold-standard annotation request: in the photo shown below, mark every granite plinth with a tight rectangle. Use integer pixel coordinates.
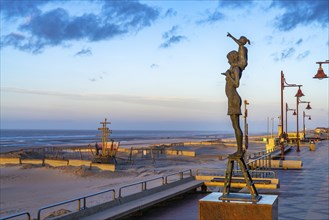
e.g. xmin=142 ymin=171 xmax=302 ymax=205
xmin=220 ymin=193 xmax=262 ymax=202
xmin=199 ymin=192 xmax=278 ymax=220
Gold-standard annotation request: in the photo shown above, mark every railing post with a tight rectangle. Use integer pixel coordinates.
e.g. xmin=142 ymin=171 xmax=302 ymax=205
xmin=78 ymin=199 xmax=81 ymax=211
xmin=83 ymin=197 xmax=86 ymax=209
xmin=112 ymin=190 xmax=115 ymax=200
xmin=38 ymin=210 xmax=41 ymax=220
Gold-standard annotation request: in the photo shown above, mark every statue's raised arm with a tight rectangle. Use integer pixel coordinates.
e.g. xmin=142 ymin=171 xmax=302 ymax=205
xmin=227 ymin=32 xmax=250 ymax=71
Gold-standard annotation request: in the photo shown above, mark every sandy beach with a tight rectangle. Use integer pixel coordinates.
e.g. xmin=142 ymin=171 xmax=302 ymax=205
xmin=0 ymin=136 xmax=266 ymax=219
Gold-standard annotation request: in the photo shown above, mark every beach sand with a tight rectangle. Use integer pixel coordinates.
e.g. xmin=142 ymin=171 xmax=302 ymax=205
xmin=0 ymin=137 xmax=266 ymax=219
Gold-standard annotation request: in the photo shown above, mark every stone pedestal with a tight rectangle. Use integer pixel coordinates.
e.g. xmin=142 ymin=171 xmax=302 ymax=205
xmin=199 ymin=192 xmax=278 ymax=220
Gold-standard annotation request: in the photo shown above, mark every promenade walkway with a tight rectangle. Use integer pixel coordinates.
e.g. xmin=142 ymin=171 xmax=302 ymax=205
xmin=137 ymin=140 xmax=329 ymax=220
xmin=277 ymin=140 xmax=328 ymax=219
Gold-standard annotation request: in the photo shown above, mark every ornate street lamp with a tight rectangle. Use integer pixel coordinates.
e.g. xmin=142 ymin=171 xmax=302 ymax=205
xmin=313 ymin=60 xmax=329 ymax=79
xmin=303 ymin=111 xmax=311 ymax=140
xmin=296 ymin=98 xmax=311 ymax=152
xmin=285 ymin=103 xmax=296 ymax=138
xmin=280 ymin=71 xmax=303 ymax=159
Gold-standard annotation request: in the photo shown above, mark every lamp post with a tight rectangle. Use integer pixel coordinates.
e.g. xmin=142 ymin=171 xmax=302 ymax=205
xmin=296 ymin=97 xmax=311 ymax=152
xmin=313 ymin=60 xmax=329 ymax=79
xmin=271 ymin=117 xmax=274 ymax=138
xmin=303 ymin=111 xmax=311 ymax=140
xmin=285 ymin=103 xmax=296 ymax=137
xmin=280 ymin=71 xmax=303 ymax=159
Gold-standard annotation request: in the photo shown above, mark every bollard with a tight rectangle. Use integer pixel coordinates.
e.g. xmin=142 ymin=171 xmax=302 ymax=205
xmin=309 ymin=140 xmax=316 ymax=151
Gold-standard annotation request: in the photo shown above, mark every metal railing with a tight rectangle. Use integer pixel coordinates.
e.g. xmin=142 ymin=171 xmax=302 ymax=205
xmin=196 ymin=168 xmax=276 ymax=179
xmin=0 ymin=211 xmax=31 ymax=220
xmin=37 ymin=189 xmax=115 ymax=220
xmin=35 ymin=169 xmax=192 ymax=219
xmin=119 ymin=176 xmax=165 ymax=198
xmin=245 ymin=146 xmax=284 ymax=171
xmin=164 ymin=169 xmax=192 ymax=184
xmin=118 ymin=169 xmax=192 ymax=197
xmin=247 ymin=153 xmax=272 ymax=171
xmin=233 ymin=169 xmax=277 ymax=178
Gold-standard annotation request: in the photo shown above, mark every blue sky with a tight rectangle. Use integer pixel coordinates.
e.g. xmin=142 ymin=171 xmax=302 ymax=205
xmin=1 ymin=0 xmax=328 ymax=132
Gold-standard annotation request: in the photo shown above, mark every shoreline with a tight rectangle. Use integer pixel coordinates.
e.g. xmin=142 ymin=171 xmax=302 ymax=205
xmin=0 ymin=133 xmax=270 ymax=154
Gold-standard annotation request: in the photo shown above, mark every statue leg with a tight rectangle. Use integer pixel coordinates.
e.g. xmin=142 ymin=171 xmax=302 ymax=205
xmin=230 ymin=115 xmax=243 ymax=156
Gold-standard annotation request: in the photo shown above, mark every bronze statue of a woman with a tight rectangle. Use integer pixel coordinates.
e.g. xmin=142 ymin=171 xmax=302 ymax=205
xmin=222 ymin=32 xmax=250 ymax=157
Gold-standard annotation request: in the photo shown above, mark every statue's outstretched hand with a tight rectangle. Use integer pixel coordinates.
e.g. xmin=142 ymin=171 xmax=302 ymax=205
xmin=227 ymin=32 xmax=232 ymax=38
xmin=221 ymin=70 xmax=230 ymax=76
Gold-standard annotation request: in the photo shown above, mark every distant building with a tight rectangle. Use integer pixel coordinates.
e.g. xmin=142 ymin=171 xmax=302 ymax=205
xmin=314 ymin=127 xmax=329 ymax=134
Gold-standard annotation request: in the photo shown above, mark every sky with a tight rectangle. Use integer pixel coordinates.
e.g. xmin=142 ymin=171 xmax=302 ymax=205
xmin=0 ymin=0 xmax=328 ymax=132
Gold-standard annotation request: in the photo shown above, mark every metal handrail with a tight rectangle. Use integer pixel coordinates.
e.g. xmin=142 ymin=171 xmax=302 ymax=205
xmin=195 ymin=168 xmax=276 ymax=178
xmin=119 ymin=176 xmax=165 ymax=198
xmin=234 ymin=169 xmax=277 ymax=178
xmin=247 ymin=153 xmax=271 ymax=165
xmin=37 ymin=189 xmax=115 ymax=220
xmin=35 ymin=169 xmax=193 ymax=219
xmin=0 ymin=211 xmax=31 ymax=220
xmin=118 ymin=169 xmax=192 ymax=198
xmin=164 ymin=169 xmax=192 ymax=184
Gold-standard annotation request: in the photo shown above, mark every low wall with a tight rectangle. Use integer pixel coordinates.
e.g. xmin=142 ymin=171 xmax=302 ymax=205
xmin=183 ymin=141 xmax=217 ymax=146
xmin=91 ymin=163 xmax=115 ymax=171
xmin=44 ymin=159 xmax=69 ymax=167
xmin=0 ymin=157 xmax=114 ymax=171
xmin=270 ymin=160 xmax=303 ymax=169
xmin=0 ymin=157 xmax=21 ymax=165
xmin=21 ymin=159 xmax=43 ymax=165
xmin=165 ymin=150 xmax=195 ymax=157
xmin=69 ymin=159 xmax=91 ymax=167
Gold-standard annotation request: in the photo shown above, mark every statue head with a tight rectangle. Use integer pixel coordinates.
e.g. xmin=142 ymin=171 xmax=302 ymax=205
xmin=227 ymin=50 xmax=238 ymax=65
xmin=239 ymin=36 xmax=250 ymax=45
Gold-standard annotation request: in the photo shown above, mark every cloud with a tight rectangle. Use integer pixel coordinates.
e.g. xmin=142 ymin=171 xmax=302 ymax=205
xmin=271 ymin=0 xmax=329 ymax=31
xmin=218 ymin=0 xmax=254 ymax=8
xmin=272 ymin=47 xmax=296 ymax=61
xmin=75 ymin=48 xmax=92 ymax=57
xmin=197 ymin=9 xmax=225 ymax=25
xmin=88 ymin=71 xmax=106 ymax=82
xmin=0 ymin=0 xmax=47 ymax=20
xmin=160 ymin=25 xmax=187 ymax=48
xmin=280 ymin=47 xmax=295 ymax=60
xmin=295 ymin=38 xmax=303 ymax=45
xmin=2 ymin=86 xmax=220 ymax=108
xmin=297 ymin=50 xmax=310 ymax=60
xmin=197 ymin=0 xmax=254 ymax=25
xmin=160 ymin=36 xmax=187 ymax=49
xmin=0 ymin=0 xmax=160 ymax=53
xmin=164 ymin=8 xmax=177 ymax=17
xmin=162 ymin=25 xmax=179 ymax=39
xmin=150 ymin=63 xmax=159 ymax=69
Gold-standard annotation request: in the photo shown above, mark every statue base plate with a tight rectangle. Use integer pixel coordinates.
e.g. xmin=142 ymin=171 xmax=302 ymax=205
xmin=199 ymin=192 xmax=278 ymax=220
xmin=220 ymin=193 xmax=262 ymax=202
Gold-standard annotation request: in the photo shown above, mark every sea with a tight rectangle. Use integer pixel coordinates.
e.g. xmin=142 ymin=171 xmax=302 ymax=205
xmin=0 ymin=129 xmax=233 ymax=149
